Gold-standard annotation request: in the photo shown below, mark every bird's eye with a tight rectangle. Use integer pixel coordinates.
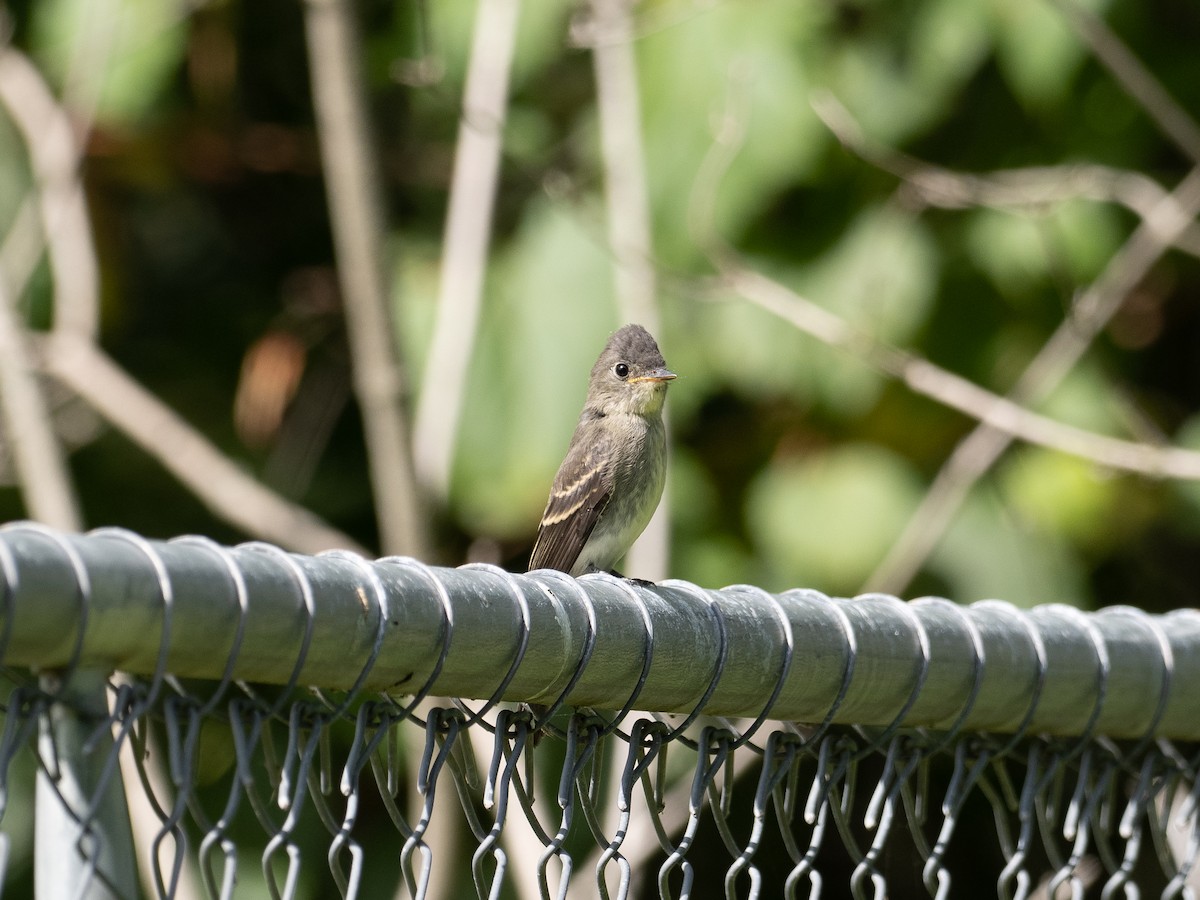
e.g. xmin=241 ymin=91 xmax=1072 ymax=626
xmin=614 ymin=362 xmax=630 ymax=379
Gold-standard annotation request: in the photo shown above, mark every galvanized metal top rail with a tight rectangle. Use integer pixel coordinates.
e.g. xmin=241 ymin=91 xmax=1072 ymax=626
xmin=0 ymin=523 xmax=1195 ymax=739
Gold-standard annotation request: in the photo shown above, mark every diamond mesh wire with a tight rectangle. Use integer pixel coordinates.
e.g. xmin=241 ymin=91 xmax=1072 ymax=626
xmin=0 ymin=523 xmax=1197 ymax=899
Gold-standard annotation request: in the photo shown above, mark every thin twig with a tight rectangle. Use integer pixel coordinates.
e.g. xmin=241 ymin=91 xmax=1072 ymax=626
xmin=412 ymin=0 xmax=519 ymax=500
xmin=693 ymin=71 xmax=1200 ymax=585
xmin=867 ymin=162 xmax=1200 ymax=593
xmin=40 ymin=333 xmax=365 ymax=555
xmin=302 ymin=0 xmax=426 ymax=557
xmin=812 ymin=91 xmax=1200 ymax=259
xmin=589 ymin=0 xmax=669 ymax=582
xmin=1048 ymin=0 xmax=1200 ymax=164
xmin=720 ymin=263 xmax=1200 ymax=480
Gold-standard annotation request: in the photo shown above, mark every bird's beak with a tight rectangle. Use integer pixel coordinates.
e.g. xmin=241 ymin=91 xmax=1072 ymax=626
xmin=630 ymin=367 xmax=677 ymax=384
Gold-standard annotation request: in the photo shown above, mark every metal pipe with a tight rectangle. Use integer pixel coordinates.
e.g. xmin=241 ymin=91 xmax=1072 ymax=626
xmin=1 ymin=524 xmax=1197 ymax=739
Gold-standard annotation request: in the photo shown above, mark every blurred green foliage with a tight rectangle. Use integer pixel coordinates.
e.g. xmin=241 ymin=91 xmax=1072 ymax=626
xmin=1 ymin=0 xmax=1198 ymax=618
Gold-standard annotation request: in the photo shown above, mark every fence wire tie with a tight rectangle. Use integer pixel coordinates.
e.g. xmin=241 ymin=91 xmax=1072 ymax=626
xmin=89 ymin=528 xmax=175 ymax=712
xmin=847 ymin=594 xmax=931 ymax=764
xmin=1 ymin=524 xmax=89 ymax=696
xmin=169 ymin=535 xmax=251 ymax=717
xmin=719 ymin=584 xmax=796 ymax=751
xmin=971 ymin=600 xmax=1049 ymax=760
xmin=1103 ymin=605 xmax=1176 ymax=759
xmin=314 ymin=549 xmax=390 ymax=719
xmin=586 ymin=573 xmax=655 ymax=740
xmin=658 ymin=580 xmax=730 ymax=744
xmin=375 ymin=555 xmax=454 ymax=723
xmin=444 ymin=564 xmax=529 ymax=733
xmin=912 ymin=597 xmax=987 ymax=756
xmin=1045 ymin=604 xmax=1112 ymax=759
xmin=785 ymin=589 xmax=859 ymax=753
xmin=238 ymin=542 xmax=316 ymax=719
xmin=527 ymin=570 xmax=599 ymax=738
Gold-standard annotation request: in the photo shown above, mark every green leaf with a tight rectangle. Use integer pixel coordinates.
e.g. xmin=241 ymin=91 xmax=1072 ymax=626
xmin=803 ymin=205 xmax=937 ymax=345
xmin=965 ymin=209 xmax=1055 ymax=302
xmin=681 ymin=204 xmax=936 ymax=419
xmin=637 ymin=0 xmax=826 ymax=266
xmin=966 ymin=202 xmax=1123 ymax=303
xmin=813 ymin=0 xmax=992 ymax=146
xmin=31 ymin=0 xmax=187 ymax=126
xmin=930 ymin=488 xmax=1089 ymax=607
xmin=999 ymin=449 xmax=1119 ymax=548
xmin=745 ymin=444 xmax=924 ymax=594
xmin=988 ymin=0 xmax=1108 ymax=110
xmin=450 ymin=198 xmax=616 ymax=537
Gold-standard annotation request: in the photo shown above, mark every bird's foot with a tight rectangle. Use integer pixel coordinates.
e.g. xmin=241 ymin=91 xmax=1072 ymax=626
xmin=582 ymin=565 xmax=656 ymax=587
xmin=612 ymin=570 xmax=656 ymax=587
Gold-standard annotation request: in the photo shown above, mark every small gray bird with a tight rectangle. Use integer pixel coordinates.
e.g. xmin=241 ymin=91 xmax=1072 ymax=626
xmin=529 ymin=324 xmax=675 ymax=577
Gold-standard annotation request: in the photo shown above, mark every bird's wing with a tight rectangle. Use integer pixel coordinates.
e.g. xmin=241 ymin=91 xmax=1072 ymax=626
xmin=528 ymin=426 xmax=614 ymax=573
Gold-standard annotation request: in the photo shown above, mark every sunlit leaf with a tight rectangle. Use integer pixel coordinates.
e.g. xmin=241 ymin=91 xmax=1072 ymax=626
xmin=745 ymin=443 xmax=924 ymax=594
xmin=637 ymin=0 xmax=826 ymax=266
xmin=999 ymin=449 xmax=1120 ymax=548
xmin=987 ymin=0 xmax=1109 ymax=110
xmin=450 ymin=198 xmax=616 ymax=537
xmin=31 ymin=0 xmax=186 ymax=126
xmin=930 ymin=489 xmax=1089 ymax=607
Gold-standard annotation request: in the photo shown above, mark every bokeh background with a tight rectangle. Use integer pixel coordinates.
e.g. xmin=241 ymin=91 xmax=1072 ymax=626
xmin=3 ymin=0 xmax=1200 ymax=614
xmin=3 ymin=1 xmax=1200 ymax=897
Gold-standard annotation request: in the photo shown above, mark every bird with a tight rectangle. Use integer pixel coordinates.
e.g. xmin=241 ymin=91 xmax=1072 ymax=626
xmin=528 ymin=323 xmax=675 ymax=578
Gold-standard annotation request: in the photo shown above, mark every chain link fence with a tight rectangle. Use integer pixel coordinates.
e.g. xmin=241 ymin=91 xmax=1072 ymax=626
xmin=1 ymin=522 xmax=1198 ymax=898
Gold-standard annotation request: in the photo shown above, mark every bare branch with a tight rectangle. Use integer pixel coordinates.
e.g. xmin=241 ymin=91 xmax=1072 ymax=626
xmin=412 ymin=0 xmax=519 ymax=501
xmin=40 ymin=333 xmax=365 ymax=556
xmin=0 ymin=44 xmax=99 ymax=338
xmin=589 ymin=0 xmax=670 ymax=582
xmin=0 ymin=277 xmax=80 ymax=528
xmin=589 ymin=0 xmax=658 ymax=329
xmin=302 ymin=0 xmax=425 ymax=557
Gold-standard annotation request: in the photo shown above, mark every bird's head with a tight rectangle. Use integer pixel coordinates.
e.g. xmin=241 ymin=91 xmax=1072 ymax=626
xmin=586 ymin=324 xmax=676 ymax=417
